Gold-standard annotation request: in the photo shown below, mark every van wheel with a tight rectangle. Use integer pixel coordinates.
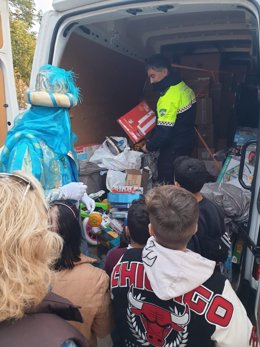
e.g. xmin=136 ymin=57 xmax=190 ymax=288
xmin=83 ymin=218 xmax=100 ymax=246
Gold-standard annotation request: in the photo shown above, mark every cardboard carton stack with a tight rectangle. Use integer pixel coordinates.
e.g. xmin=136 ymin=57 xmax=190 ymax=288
xmin=180 ymin=54 xmax=218 ymax=158
xmin=180 ymin=53 xmax=249 ymax=154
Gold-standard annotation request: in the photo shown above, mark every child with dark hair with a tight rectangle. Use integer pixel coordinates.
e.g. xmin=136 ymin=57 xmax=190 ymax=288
xmin=174 ymin=156 xmax=231 ymax=263
xmin=104 ymin=198 xmax=150 ymax=277
xmin=49 ymin=201 xmax=111 ymax=347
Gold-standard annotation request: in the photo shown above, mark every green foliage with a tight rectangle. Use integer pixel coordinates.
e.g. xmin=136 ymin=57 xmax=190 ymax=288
xmin=10 ymin=19 xmax=36 ymax=84
xmin=9 ymin=0 xmax=37 ymax=29
xmin=8 ymin=0 xmax=41 ymax=107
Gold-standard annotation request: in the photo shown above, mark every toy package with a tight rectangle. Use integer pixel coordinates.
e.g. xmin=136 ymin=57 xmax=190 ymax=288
xmin=117 ymin=101 xmax=156 ymax=143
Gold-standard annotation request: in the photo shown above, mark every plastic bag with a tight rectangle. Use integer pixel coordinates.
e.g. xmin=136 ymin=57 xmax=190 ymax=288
xmin=106 ymin=170 xmax=126 ymax=191
xmin=142 ymin=151 xmax=159 ymax=181
xmin=90 ymin=137 xmax=143 ymax=171
xmin=78 ymin=161 xmax=106 ymax=194
xmin=201 ymin=182 xmax=251 ymax=223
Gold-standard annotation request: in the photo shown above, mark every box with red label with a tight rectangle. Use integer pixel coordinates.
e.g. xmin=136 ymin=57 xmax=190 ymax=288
xmin=75 ymin=144 xmax=100 ymax=161
xmin=117 ymin=101 xmax=156 ymax=143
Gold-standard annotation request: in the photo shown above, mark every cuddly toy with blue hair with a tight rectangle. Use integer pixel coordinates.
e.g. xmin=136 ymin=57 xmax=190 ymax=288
xmin=0 ymin=64 xmax=95 ymax=213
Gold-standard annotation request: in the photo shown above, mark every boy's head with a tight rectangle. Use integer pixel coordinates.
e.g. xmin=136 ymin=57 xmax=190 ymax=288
xmin=174 ymin=156 xmax=209 ymax=193
xmin=145 ymin=185 xmax=199 ymax=249
xmin=126 ymin=198 xmax=150 ymax=246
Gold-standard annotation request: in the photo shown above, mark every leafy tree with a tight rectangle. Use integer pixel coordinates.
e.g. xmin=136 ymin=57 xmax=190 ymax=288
xmin=10 ymin=19 xmax=36 ymax=84
xmin=9 ymin=0 xmax=38 ymax=29
xmin=8 ymin=0 xmax=41 ymax=107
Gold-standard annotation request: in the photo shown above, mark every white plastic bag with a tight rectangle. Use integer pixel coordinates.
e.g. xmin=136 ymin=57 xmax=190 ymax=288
xmin=106 ymin=170 xmax=126 ymax=191
xmin=102 ymin=149 xmax=143 ymax=171
xmin=90 ymin=137 xmax=143 ymax=171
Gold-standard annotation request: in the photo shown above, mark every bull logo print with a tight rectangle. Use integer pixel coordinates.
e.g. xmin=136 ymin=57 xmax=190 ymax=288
xmin=127 ymin=287 xmax=189 ymax=347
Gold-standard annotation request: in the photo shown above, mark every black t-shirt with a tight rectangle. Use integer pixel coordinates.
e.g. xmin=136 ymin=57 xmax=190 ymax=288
xmin=189 ymin=197 xmax=230 ymax=263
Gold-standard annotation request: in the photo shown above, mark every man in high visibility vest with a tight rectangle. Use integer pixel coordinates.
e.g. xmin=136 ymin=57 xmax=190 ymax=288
xmin=141 ymin=54 xmax=196 ymax=183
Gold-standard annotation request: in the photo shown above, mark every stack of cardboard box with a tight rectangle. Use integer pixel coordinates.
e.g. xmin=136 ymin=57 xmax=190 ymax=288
xmin=195 ymin=97 xmax=215 ymax=159
xmin=180 ymin=54 xmax=218 ymax=159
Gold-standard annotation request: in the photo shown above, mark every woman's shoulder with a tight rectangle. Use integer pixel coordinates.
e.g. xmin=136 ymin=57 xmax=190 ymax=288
xmin=63 ymin=255 xmax=109 ymax=283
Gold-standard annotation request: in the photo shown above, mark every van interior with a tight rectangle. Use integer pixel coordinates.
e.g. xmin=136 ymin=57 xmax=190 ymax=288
xmin=49 ymin=2 xmax=260 ymax=316
xmin=55 ymin=1 xmax=259 ymax=164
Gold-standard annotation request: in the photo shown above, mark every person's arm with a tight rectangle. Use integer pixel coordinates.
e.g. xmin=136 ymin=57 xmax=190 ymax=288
xmin=146 ymin=92 xmax=178 ymax=151
xmin=146 ymin=125 xmax=174 ymax=151
xmin=211 ymin=280 xmax=257 ymax=347
xmin=92 ymin=271 xmax=112 ymax=338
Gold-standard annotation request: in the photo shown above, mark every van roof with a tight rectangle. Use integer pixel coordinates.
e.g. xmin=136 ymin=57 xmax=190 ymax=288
xmin=58 ymin=1 xmax=259 ymax=62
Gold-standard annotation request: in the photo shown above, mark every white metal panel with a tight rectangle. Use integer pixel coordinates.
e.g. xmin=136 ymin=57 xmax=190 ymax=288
xmin=0 ymin=0 xmax=18 ymax=129
xmin=52 ymin=0 xmax=110 ymax=12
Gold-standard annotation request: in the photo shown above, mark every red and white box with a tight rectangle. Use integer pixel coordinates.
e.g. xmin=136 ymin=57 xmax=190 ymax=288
xmin=117 ymin=101 xmax=156 ymax=143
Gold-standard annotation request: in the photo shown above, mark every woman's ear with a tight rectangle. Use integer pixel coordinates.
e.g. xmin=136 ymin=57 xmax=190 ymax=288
xmin=125 ymin=226 xmax=129 ymax=236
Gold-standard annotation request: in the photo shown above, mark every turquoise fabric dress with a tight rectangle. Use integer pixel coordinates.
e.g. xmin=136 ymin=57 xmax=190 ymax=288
xmin=0 ymin=105 xmax=79 ymax=202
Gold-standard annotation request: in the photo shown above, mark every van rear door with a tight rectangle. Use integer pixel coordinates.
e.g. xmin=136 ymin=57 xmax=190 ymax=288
xmin=0 ymin=0 xmax=18 ymax=146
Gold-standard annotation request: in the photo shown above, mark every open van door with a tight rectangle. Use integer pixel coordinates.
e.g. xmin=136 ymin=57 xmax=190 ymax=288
xmin=239 ymin=137 xmax=260 ymax=333
xmin=0 ymin=0 xmax=18 ymax=147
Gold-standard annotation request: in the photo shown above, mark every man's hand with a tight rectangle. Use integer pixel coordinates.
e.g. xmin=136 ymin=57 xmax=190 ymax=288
xmin=141 ymin=143 xmax=149 ymax=153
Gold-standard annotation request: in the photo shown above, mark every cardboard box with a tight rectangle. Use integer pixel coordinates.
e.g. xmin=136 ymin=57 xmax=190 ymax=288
xmin=196 ymin=98 xmax=213 ymax=124
xmin=216 ymin=138 xmax=228 ymax=151
xmin=186 ymin=77 xmax=211 ymax=98
xmin=126 ymin=169 xmax=142 ymax=186
xmin=197 ymin=147 xmax=215 ymax=160
xmin=126 ymin=168 xmax=150 ymax=193
xmin=223 ymin=65 xmax=248 ymax=86
xmin=111 ymin=186 xmax=144 ymax=194
xmin=117 ymin=101 xmax=156 ymax=143
xmin=197 ymin=124 xmax=214 ymax=147
xmin=75 ymin=144 xmax=100 ymax=161
xmin=217 ymin=155 xmax=254 ymax=188
xmin=233 ymin=127 xmax=258 ymax=146
xmin=180 ymin=53 xmax=220 ymax=81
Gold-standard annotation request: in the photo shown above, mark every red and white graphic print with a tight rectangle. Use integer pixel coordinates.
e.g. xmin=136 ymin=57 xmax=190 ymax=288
xmin=127 ymin=286 xmax=189 ymax=347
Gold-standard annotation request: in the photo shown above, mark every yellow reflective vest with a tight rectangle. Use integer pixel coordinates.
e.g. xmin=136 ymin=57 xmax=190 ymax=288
xmin=157 ymin=81 xmax=196 ymax=126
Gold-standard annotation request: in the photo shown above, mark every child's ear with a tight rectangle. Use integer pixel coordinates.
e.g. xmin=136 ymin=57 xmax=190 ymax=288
xmin=148 ymin=223 xmax=155 ymax=237
xmin=174 ymin=181 xmax=181 ymax=187
xmin=193 ymin=223 xmax=198 ymax=235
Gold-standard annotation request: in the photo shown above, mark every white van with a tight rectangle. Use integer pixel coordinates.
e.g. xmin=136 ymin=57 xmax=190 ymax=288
xmin=1 ymin=0 xmax=260 ymax=331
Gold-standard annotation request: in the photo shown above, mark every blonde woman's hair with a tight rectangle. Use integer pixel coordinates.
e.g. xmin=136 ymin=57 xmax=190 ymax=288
xmin=0 ymin=171 xmax=63 ymax=321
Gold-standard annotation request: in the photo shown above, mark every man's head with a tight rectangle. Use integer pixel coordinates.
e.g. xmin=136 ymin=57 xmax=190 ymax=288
xmin=126 ymin=198 xmax=150 ymax=246
xmin=174 ymin=156 xmax=209 ymax=193
xmin=146 ymin=54 xmax=171 ymax=84
xmin=145 ymin=185 xmax=198 ymax=249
